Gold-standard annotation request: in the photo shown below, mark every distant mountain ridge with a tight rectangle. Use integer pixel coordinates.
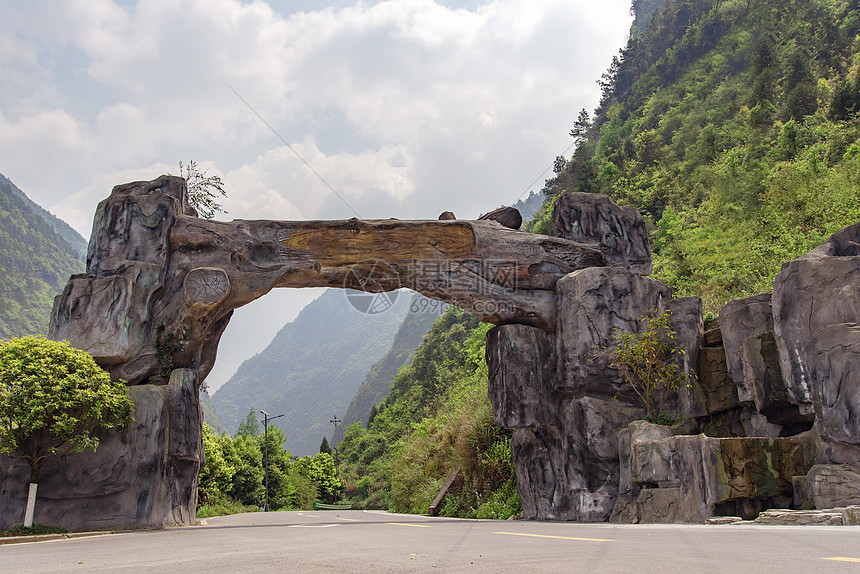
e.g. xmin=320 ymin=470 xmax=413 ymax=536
xmin=0 ymin=173 xmax=87 ymax=258
xmin=0 ymin=173 xmax=86 ymax=338
xmin=511 ymin=191 xmax=544 ymax=223
xmin=212 ymin=288 xmax=413 ymax=456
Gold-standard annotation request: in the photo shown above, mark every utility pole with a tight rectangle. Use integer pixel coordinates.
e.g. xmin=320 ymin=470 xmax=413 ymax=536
xmin=260 ymin=409 xmax=283 ymax=512
xmin=330 ymin=415 xmax=342 ymax=471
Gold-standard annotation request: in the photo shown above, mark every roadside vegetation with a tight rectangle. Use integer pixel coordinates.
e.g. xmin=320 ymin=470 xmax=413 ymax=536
xmin=0 ymin=524 xmax=68 ymax=537
xmin=197 ymin=413 xmax=342 ymax=517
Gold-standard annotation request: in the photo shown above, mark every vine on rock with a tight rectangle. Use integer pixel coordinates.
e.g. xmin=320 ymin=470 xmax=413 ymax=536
xmin=155 ymin=323 xmax=175 ymax=381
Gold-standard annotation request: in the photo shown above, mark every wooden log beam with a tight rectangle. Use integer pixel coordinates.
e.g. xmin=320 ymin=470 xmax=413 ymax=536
xmin=169 ymin=216 xmax=605 ymax=331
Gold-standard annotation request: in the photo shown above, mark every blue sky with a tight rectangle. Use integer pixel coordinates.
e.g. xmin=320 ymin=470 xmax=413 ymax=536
xmin=1 ymin=0 xmax=632 ymax=390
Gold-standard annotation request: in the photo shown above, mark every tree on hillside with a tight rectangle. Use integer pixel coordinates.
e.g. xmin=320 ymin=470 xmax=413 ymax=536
xmin=0 ymin=336 xmax=133 ymax=526
xmin=236 ymin=410 xmax=260 ymax=437
xmin=197 ymin=423 xmax=236 ymax=505
xmin=178 ymin=160 xmax=227 ymax=220
xmin=293 ymin=453 xmax=343 ymax=504
xmin=319 ymin=436 xmax=332 ymax=455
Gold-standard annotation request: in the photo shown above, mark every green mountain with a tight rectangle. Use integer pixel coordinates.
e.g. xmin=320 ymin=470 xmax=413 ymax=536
xmin=339 ymin=293 xmax=443 ymax=435
xmin=211 ymin=288 xmax=413 ymax=456
xmin=0 ymin=173 xmax=87 ymax=258
xmin=0 ymin=173 xmax=86 ymax=339
xmin=535 ymin=0 xmax=860 ymax=311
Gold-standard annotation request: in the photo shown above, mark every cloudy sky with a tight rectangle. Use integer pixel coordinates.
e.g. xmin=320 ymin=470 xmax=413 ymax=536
xmin=1 ymin=0 xmax=632 ymax=392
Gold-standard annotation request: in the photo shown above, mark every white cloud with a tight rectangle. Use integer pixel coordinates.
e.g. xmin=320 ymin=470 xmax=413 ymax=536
xmin=2 ymin=0 xmax=631 ymax=384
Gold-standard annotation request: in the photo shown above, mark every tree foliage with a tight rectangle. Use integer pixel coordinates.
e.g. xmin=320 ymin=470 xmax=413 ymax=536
xmin=0 ymin=336 xmax=133 ymax=482
xmin=293 ymin=452 xmax=343 ymax=504
xmin=336 ymin=307 xmax=521 ymax=519
xmin=536 ymin=0 xmax=860 ymax=311
xmin=319 ymin=436 xmax=332 ymax=455
xmin=197 ymin=412 xmax=342 ymax=514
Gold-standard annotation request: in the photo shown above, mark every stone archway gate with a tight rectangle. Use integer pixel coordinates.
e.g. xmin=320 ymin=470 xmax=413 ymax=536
xmin=2 ymin=175 xmax=647 ymax=530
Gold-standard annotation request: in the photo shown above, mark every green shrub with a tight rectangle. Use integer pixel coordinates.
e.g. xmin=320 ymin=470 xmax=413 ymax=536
xmin=595 ymin=309 xmax=694 ymax=422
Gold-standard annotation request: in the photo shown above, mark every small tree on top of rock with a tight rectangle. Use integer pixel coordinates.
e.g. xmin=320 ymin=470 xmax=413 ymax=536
xmin=178 ymin=160 xmax=228 ymax=220
xmin=597 ymin=309 xmax=693 ymax=423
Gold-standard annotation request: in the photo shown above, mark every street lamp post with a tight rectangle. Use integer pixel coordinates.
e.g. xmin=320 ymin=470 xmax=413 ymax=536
xmin=260 ymin=409 xmax=284 ymax=512
xmin=330 ymin=416 xmax=342 ymax=471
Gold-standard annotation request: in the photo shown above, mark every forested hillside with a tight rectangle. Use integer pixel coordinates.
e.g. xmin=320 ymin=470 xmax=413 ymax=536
xmin=0 ymin=174 xmax=85 ymax=338
xmin=533 ymin=0 xmax=860 ymax=310
xmin=337 ymin=308 xmax=519 ymax=519
xmin=212 ymin=288 xmax=413 ymax=456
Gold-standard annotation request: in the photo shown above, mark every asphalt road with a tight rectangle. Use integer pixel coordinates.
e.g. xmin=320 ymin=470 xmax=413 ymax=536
xmin=1 ymin=510 xmax=859 ymax=573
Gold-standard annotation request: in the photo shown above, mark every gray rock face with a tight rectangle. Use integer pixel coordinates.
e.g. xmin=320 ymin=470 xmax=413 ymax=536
xmin=719 ymin=293 xmax=774 ymax=404
xmin=666 ymin=296 xmax=706 ymax=418
xmin=698 ymin=346 xmax=738 ymax=414
xmin=753 ymin=508 xmax=846 ymax=525
xmin=511 ymin=397 xmax=641 ymax=522
xmin=0 ymin=369 xmax=202 ymax=531
xmin=486 ymin=193 xmax=707 ymax=522
xmin=490 ymin=263 xmax=703 ymax=521
xmin=613 ymin=421 xmax=815 ymax=523
xmin=506 ymin=215 xmax=860 ymax=524
xmin=806 ymin=464 xmax=860 ymax=509
xmin=554 ymin=267 xmax=702 ymax=416
xmin=488 ymin=322 xmax=644 ymax=521
xmin=553 ymin=192 xmax=652 ymax=275
xmin=555 ymin=267 xmax=670 ymax=401
xmin=743 ymin=331 xmax=811 ymax=431
xmin=771 ymin=223 xmax=860 ymax=458
xmin=773 ymin=223 xmax=860 ymax=408
xmin=486 ymin=324 xmax=556 ymax=429
xmin=809 ymin=324 xmax=860 ymax=446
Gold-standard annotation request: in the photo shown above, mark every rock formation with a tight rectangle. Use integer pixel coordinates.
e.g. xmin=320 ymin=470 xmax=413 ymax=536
xmin=553 ymin=192 xmax=652 ymax=275
xmin=489 ymin=193 xmax=704 ymax=521
xmin=2 ymin=177 xmax=858 ymax=530
xmin=1 ymin=176 xmax=603 ymax=531
xmin=479 ymin=206 xmax=523 ymax=230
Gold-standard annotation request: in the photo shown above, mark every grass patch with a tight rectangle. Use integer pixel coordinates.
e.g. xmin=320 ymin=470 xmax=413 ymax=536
xmin=0 ymin=524 xmax=68 ymax=537
xmin=197 ymin=496 xmax=260 ymax=519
